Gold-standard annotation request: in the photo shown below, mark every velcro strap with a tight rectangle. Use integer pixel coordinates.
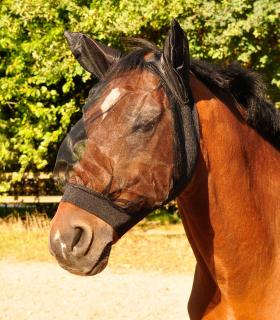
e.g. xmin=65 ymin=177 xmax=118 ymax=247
xmin=61 ymin=183 xmax=146 ymax=237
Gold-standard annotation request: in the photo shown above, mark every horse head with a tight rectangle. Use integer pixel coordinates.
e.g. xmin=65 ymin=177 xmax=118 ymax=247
xmin=49 ymin=20 xmax=199 ymax=275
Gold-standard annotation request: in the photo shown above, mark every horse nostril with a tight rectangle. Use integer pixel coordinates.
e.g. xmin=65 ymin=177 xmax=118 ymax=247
xmin=71 ymin=227 xmax=83 ymax=250
xmin=71 ymin=224 xmax=94 ymax=257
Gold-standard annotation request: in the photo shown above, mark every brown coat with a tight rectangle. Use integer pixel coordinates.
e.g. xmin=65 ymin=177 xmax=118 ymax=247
xmin=178 ymin=74 xmax=280 ymax=319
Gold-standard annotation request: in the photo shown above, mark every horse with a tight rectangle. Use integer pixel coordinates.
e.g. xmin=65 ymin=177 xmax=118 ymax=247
xmin=49 ymin=20 xmax=280 ymax=319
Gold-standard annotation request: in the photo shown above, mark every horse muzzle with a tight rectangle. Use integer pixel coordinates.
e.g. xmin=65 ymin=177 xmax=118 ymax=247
xmin=49 ymin=201 xmax=117 ymax=275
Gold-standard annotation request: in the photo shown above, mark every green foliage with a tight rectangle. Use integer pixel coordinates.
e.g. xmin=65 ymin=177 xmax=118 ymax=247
xmin=147 ymin=201 xmax=181 ymax=224
xmin=0 ymin=0 xmax=279 ymax=192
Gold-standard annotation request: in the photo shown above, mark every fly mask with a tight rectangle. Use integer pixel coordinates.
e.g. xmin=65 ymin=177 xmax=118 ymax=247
xmin=54 ymin=20 xmax=199 ymax=237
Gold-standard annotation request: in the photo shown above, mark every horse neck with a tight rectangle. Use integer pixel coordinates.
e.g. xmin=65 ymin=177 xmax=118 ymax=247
xmin=177 ymin=73 xmax=280 ymax=316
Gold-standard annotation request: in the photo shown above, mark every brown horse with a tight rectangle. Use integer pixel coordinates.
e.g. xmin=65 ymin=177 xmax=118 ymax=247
xmin=49 ymin=20 xmax=280 ymax=319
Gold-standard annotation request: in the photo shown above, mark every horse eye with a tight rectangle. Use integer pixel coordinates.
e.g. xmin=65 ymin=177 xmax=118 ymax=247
xmin=132 ymin=120 xmax=153 ymax=133
xmin=132 ymin=113 xmax=162 ymax=133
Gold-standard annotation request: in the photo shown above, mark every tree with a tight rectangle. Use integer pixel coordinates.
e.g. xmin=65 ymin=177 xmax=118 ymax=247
xmin=0 ymin=0 xmax=279 ymax=192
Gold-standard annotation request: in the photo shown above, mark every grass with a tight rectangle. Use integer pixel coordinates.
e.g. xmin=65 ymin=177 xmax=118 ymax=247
xmin=0 ymin=213 xmax=196 ymax=274
xmin=0 ymin=213 xmax=51 ymax=261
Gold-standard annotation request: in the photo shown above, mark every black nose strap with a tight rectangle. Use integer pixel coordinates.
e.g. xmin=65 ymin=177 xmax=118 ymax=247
xmin=62 ymin=184 xmax=148 ymax=237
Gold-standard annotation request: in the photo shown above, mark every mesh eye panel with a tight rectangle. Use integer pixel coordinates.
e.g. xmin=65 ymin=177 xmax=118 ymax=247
xmin=54 ymin=119 xmax=87 ymax=188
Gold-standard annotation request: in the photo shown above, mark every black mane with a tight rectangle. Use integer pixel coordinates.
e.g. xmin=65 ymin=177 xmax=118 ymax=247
xmin=101 ymin=39 xmax=280 ymax=149
xmin=189 ymin=60 xmax=280 ymax=148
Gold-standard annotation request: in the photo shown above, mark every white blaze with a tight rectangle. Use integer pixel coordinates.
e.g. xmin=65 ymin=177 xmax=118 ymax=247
xmin=54 ymin=230 xmax=61 ymax=241
xmin=100 ymin=88 xmax=121 ymax=119
xmin=54 ymin=230 xmax=67 ymax=259
xmin=60 ymin=242 xmax=67 ymax=259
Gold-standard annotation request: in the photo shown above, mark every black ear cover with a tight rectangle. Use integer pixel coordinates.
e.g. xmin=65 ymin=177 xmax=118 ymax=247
xmin=162 ymin=19 xmax=190 ymax=86
xmin=64 ymin=31 xmax=122 ymax=78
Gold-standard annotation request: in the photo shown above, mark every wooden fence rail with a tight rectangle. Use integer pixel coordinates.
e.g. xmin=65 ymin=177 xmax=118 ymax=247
xmin=0 ymin=172 xmax=61 ymax=204
xmin=0 ymin=196 xmax=62 ymax=204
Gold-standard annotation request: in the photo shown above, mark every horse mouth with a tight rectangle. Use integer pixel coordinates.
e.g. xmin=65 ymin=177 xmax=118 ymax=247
xmin=86 ymin=242 xmax=112 ymax=275
xmin=53 ymin=242 xmax=113 ymax=276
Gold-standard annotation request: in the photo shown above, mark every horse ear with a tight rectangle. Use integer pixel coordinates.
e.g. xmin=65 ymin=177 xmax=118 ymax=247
xmin=64 ymin=31 xmax=122 ymax=79
xmin=161 ymin=19 xmax=190 ymax=85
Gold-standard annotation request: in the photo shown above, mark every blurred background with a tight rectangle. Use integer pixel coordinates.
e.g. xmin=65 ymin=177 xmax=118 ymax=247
xmin=0 ymin=1 xmax=279 ymax=319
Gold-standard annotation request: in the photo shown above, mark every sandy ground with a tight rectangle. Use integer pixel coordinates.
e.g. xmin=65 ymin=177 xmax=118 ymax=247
xmin=0 ymin=261 xmax=193 ymax=320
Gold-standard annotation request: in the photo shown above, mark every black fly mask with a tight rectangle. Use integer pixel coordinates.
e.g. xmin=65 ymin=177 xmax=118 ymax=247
xmin=54 ymin=20 xmax=199 ymax=237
